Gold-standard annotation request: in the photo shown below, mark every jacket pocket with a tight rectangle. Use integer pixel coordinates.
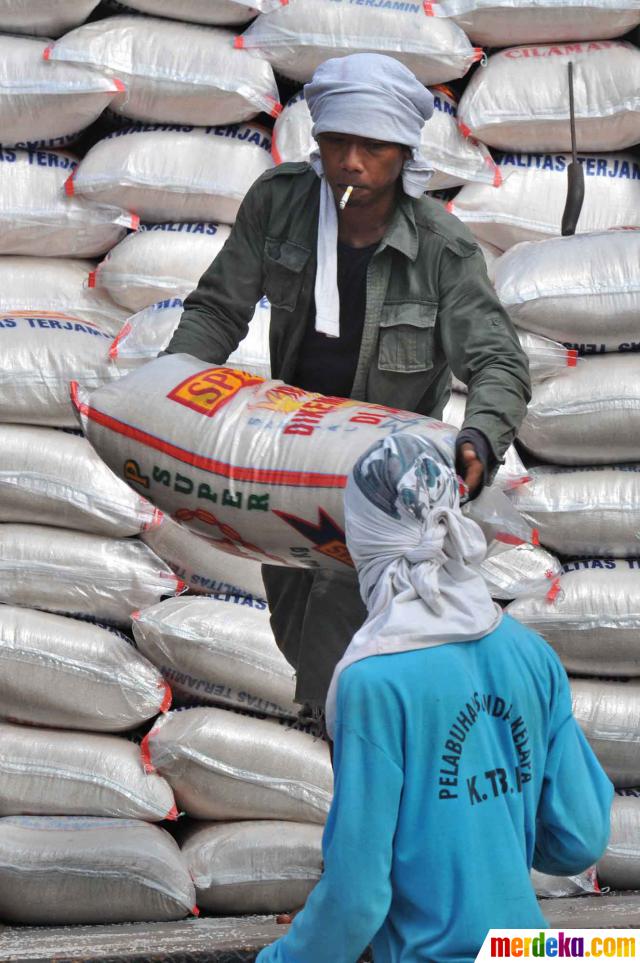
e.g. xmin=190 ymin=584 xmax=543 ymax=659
xmin=263 ymin=237 xmax=311 ymax=311
xmin=378 ymin=301 xmax=438 ymax=373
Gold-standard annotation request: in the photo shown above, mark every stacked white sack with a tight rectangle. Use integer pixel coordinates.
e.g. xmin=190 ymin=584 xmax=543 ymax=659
xmin=0 ymin=816 xmax=196 ymax=924
xmin=507 ymin=560 xmax=640 ymax=677
xmin=478 ymin=541 xmax=562 ymax=602
xmin=0 ymin=148 xmax=136 ymax=258
xmin=0 ymin=523 xmax=184 ymax=626
xmin=74 ymin=354 xmax=458 ymax=568
xmin=571 ymin=679 xmax=640 ymax=788
xmin=90 ymin=223 xmax=230 ymax=313
xmin=109 ymin=296 xmax=271 ymax=378
xmin=493 ymin=230 xmax=640 ymax=357
xmin=447 ymin=152 xmax=640 ymax=250
xmin=144 ymin=706 xmax=333 ymax=822
xmin=508 ymin=466 xmax=640 ymax=559
xmin=0 ymin=425 xmax=162 ymax=536
xmin=141 ymin=514 xmax=266 ymax=599
xmin=458 ymin=41 xmax=640 ymax=153
xmin=518 ymin=355 xmax=640 ymax=465
xmin=423 ymin=0 xmax=640 ymax=46
xmin=122 ymin=0 xmax=277 ymax=25
xmin=132 ymin=595 xmax=296 ymax=718
xmin=0 ymin=35 xmax=122 ymax=149
xmin=236 ymin=0 xmax=481 ymax=84
xmin=68 ymin=123 xmax=274 ymax=224
xmin=0 ymin=257 xmax=127 ymax=332
xmin=0 ymin=605 xmax=171 ymax=731
xmin=181 ymin=820 xmax=323 ymax=914
xmin=0 ymin=1 xmax=101 ymax=37
xmin=598 ymin=792 xmax=640 ymax=890
xmin=0 ymin=722 xmax=177 ymax=821
xmin=45 ymin=16 xmax=281 ymax=126
xmin=272 ymin=86 xmax=501 ymax=190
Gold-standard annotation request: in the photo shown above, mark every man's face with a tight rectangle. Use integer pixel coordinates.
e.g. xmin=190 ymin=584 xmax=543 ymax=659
xmin=317 ymin=132 xmax=408 ymax=208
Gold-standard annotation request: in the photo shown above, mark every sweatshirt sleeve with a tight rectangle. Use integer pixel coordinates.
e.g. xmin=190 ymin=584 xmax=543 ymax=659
xmin=533 ymin=665 xmax=613 ymax=876
xmin=164 ymin=174 xmax=270 ymax=363
xmin=256 ymin=683 xmax=404 ymax=963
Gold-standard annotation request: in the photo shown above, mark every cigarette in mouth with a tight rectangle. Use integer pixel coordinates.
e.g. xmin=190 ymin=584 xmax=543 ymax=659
xmin=339 ymin=185 xmax=354 ymax=210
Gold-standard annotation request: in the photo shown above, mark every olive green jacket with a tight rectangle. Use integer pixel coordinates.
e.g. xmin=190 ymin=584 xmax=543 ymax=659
xmin=166 ymin=162 xmax=531 ymax=468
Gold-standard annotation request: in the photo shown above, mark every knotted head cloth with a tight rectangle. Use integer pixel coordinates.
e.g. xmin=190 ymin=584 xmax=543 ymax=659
xmin=325 ymin=433 xmax=502 ymax=738
xmin=303 ymin=54 xmax=435 ymax=338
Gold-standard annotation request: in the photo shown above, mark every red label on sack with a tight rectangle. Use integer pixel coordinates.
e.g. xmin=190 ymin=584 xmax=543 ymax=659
xmin=167 ymin=367 xmax=263 ymax=418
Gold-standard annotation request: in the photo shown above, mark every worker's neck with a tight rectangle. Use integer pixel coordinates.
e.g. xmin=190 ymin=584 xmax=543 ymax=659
xmin=337 ymin=182 xmax=400 ymax=249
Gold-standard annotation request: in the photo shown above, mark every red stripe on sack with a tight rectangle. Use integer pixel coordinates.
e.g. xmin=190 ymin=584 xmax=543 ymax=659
xmin=269 ymin=100 xmax=283 ymax=118
xmin=532 ymin=528 xmax=540 ymax=546
xmin=271 ymin=132 xmax=282 ymax=165
xmin=492 ymin=164 xmax=503 ymax=188
xmin=433 ymin=83 xmax=457 ymax=102
xmin=567 ymin=350 xmax=578 ymax=367
xmin=458 ymin=121 xmax=472 ymax=138
xmin=130 ymin=214 xmax=140 ymax=230
xmin=108 ymin=322 xmax=132 ymax=361
xmin=593 ymin=871 xmax=601 ymax=895
xmin=191 ymin=906 xmax=200 ymax=917
xmin=43 ymin=45 xmax=53 ymax=61
xmin=87 ymin=271 xmax=97 ymax=289
xmin=131 ymin=610 xmax=141 ymax=620
xmin=234 ymin=36 xmax=244 ymax=48
xmin=140 ymin=731 xmax=156 ymax=773
xmin=159 ymin=681 xmax=172 ymax=713
xmin=495 ymin=532 xmax=525 ymax=546
xmin=64 ymin=172 xmax=75 ymax=197
xmin=173 ymin=578 xmax=188 ymax=593
xmin=546 ymin=578 xmax=561 ymax=602
xmin=113 ymin=78 xmax=126 ymax=93
xmin=280 ymin=0 xmax=289 ymax=5
xmin=142 ymin=507 xmax=164 ymax=532
xmin=75 ymin=397 xmax=349 ymax=489
xmin=445 ymin=200 xmax=454 ymax=213
xmin=70 ymin=381 xmax=80 ymax=409
xmin=423 ymin=1 xmax=435 ymax=14
xmin=166 ymin=804 xmax=179 ymax=821
xmin=473 ymin=47 xmax=485 ymax=62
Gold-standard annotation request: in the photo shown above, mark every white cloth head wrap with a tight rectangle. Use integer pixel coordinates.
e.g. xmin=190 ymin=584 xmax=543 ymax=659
xmin=325 ymin=434 xmax=502 ymax=737
xmin=304 ymin=54 xmax=435 ymax=338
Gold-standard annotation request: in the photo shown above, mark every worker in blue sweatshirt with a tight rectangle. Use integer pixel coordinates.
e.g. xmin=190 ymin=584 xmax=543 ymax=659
xmin=256 ymin=433 xmax=613 ymax=963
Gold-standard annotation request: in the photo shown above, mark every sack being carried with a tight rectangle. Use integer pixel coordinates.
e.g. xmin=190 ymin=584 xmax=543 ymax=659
xmin=74 ymin=354 xmax=457 ymax=569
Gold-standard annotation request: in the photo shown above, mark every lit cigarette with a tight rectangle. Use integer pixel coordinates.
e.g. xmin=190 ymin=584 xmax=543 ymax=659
xmin=339 ymin=185 xmax=354 ymax=210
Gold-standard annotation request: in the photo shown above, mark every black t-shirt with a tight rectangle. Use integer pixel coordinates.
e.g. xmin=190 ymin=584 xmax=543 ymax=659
xmin=293 ymin=240 xmax=378 ymax=398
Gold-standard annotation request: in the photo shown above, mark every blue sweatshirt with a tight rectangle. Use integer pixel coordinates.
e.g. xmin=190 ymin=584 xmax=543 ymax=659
xmin=257 ymin=615 xmax=613 ymax=963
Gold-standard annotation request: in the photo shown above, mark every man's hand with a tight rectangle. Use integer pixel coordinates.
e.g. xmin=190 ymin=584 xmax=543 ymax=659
xmin=457 ymin=442 xmax=484 ymax=497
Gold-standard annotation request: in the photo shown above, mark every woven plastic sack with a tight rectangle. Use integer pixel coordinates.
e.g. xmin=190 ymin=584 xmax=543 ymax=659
xmin=141 ymin=515 xmax=266 ymax=599
xmin=448 ymin=153 xmax=640 ymax=250
xmin=236 ymin=0 xmax=481 ymax=84
xmin=0 ymin=425 xmax=161 ymax=537
xmin=0 ymin=0 xmax=101 ymax=36
xmin=531 ymin=867 xmax=599 ymax=899
xmin=0 ymin=524 xmax=184 ymax=626
xmin=110 ymin=297 xmax=271 ymax=381
xmin=0 ymin=257 xmax=127 ymax=334
xmin=119 ymin=0 xmax=278 ymax=26
xmin=0 ymin=722 xmax=176 ymax=821
xmin=132 ymin=595 xmax=296 ymax=718
xmin=0 ymin=605 xmax=170 ymax=732
xmin=0 ymin=816 xmax=196 ymax=925
xmin=68 ymin=124 xmax=274 ymax=224
xmin=493 ymin=231 xmax=640 ymax=355
xmin=571 ymin=678 xmax=640 ymax=789
xmin=479 ymin=541 xmax=562 ymax=601
xmin=508 ymin=465 xmax=640 ymax=558
xmin=424 ymin=0 xmax=640 ymax=45
xmin=272 ymin=85 xmax=500 ymax=190
xmin=90 ymin=223 xmax=231 ymax=313
xmin=0 ymin=313 xmax=121 ymax=429
xmin=0 ymin=148 xmax=135 ymax=258
xmin=46 ymin=16 xmax=281 ymax=127
xmin=518 ymin=355 xmax=640 ymax=465
xmin=0 ymin=35 xmax=122 ymax=150
xmin=144 ymin=706 xmax=333 ymax=822
xmin=182 ymin=820 xmax=323 ymax=914
xmin=598 ymin=792 xmax=640 ymax=890
xmin=458 ymin=41 xmax=640 ymax=153
xmin=507 ymin=560 xmax=640 ymax=677
xmin=74 ymin=354 xmax=457 ymax=569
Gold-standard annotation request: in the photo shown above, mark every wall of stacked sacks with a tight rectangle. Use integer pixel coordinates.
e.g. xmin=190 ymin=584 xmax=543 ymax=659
xmin=0 ymin=0 xmax=639 ymax=926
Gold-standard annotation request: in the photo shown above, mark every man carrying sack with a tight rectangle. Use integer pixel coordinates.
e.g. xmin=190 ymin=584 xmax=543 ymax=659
xmin=165 ymin=53 xmax=531 ymax=724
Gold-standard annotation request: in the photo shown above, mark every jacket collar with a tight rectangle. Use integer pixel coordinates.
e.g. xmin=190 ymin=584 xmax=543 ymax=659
xmin=379 ymin=191 xmax=419 ymax=262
